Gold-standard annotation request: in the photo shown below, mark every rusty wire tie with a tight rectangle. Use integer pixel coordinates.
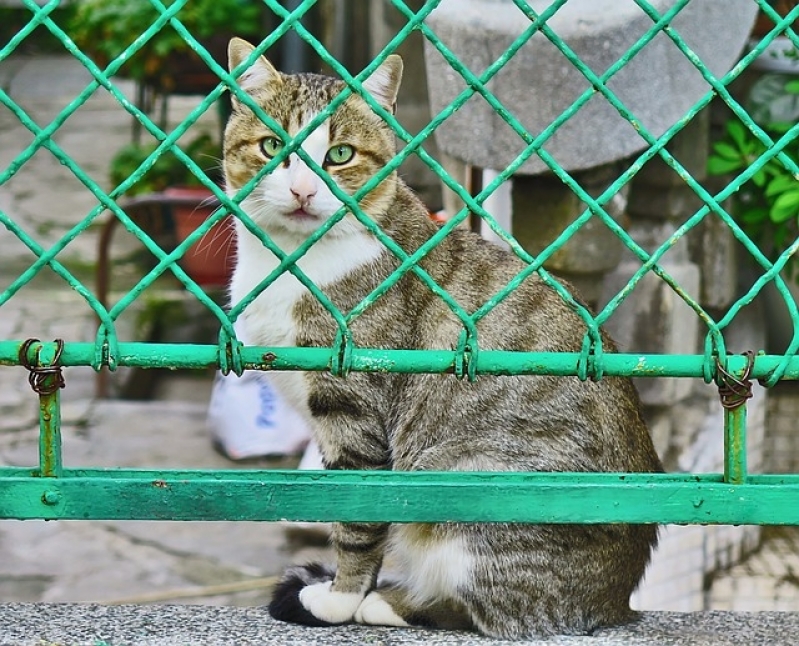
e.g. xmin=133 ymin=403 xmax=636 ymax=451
xmin=715 ymin=350 xmax=755 ymax=410
xmin=19 ymin=338 xmax=66 ymax=396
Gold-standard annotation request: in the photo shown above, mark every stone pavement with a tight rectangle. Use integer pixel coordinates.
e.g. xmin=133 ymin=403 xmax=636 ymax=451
xmin=4 ymin=605 xmax=799 ymax=646
xmin=2 ymin=51 xmax=799 ymax=636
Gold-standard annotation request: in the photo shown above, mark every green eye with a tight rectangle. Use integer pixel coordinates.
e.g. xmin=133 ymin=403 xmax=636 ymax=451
xmin=325 ymin=144 xmax=354 ymax=166
xmin=260 ymin=136 xmax=284 ymax=158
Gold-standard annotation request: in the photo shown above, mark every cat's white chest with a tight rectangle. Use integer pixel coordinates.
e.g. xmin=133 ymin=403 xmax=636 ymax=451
xmin=230 ymin=225 xmax=383 ymax=415
xmin=231 ymin=226 xmax=383 ymax=345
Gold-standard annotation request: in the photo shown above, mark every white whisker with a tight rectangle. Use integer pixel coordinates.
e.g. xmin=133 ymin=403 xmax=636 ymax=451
xmin=194 ymin=215 xmax=235 ymax=260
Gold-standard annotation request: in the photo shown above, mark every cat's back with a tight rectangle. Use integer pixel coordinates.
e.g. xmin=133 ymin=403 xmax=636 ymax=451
xmin=317 ymin=182 xmax=662 ymax=476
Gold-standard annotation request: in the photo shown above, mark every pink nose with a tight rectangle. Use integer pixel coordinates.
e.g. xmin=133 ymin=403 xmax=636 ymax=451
xmin=290 ymin=184 xmax=317 ymax=202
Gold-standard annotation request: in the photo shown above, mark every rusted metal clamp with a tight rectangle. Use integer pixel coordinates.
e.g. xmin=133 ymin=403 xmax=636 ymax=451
xmin=716 ymin=350 xmax=754 ymax=410
xmin=19 ymin=338 xmax=66 ymax=396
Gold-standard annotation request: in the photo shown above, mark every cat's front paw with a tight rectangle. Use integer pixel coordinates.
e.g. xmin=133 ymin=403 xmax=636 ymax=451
xmin=355 ymin=591 xmax=409 ymax=627
xmin=299 ymin=581 xmax=363 ymax=624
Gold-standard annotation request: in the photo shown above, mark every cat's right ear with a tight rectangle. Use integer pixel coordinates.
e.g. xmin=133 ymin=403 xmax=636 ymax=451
xmin=362 ymin=55 xmax=403 ymax=114
xmin=228 ymin=37 xmax=282 ymax=94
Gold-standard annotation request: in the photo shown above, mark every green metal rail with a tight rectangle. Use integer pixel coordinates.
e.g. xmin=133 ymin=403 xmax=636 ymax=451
xmin=1 ymin=0 xmax=799 ymax=524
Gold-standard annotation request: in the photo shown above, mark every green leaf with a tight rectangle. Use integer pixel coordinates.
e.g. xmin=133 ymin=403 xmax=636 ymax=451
xmin=712 ymin=141 xmax=742 ymax=160
xmin=740 ymin=207 xmax=769 ymax=224
xmin=707 ymin=156 xmax=744 ymax=175
xmin=769 ymin=189 xmax=799 ymax=223
xmin=765 ymin=174 xmax=798 ymax=198
xmin=773 ymin=222 xmax=791 ymax=252
xmin=752 ymin=168 xmax=768 ymax=187
xmin=768 ymin=121 xmax=795 ymax=134
xmin=785 ymin=80 xmax=799 ymax=95
xmin=726 ymin=120 xmax=748 ymax=149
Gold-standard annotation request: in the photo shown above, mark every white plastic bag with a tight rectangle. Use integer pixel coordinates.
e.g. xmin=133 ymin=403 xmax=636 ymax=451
xmin=207 ymin=370 xmax=313 ymax=460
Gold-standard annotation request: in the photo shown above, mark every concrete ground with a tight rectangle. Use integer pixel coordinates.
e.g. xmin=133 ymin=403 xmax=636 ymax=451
xmin=1 ymin=50 xmax=799 ymax=637
xmin=4 ymin=604 xmax=799 ymax=646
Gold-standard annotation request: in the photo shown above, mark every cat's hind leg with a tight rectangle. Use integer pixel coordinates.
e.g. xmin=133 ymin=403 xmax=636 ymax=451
xmin=354 ymin=581 xmax=474 ymax=631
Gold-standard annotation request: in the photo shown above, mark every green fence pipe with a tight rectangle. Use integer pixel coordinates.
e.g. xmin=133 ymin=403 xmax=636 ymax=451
xmin=37 ymin=387 xmax=63 ymax=479
xmin=0 ymin=342 xmax=789 ymax=381
xmin=724 ymin=405 xmax=748 ymax=486
xmin=2 ymin=469 xmax=799 ymax=525
xmin=16 ymin=340 xmax=64 ymax=478
xmin=718 ymin=353 xmax=755 ymax=484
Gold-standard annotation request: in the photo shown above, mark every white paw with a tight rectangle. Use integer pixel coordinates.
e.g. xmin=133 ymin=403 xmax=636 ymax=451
xmin=354 ymin=592 xmax=409 ymax=627
xmin=298 ymin=581 xmax=363 ymax=624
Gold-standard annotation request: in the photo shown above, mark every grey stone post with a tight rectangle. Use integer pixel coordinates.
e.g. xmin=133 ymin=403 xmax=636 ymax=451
xmin=423 ymin=0 xmax=757 ymax=301
xmin=511 ymin=163 xmax=628 ymax=305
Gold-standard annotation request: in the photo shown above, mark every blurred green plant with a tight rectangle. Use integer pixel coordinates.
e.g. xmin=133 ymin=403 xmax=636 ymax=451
xmin=1 ymin=5 xmax=77 ymax=52
xmin=110 ymin=133 xmax=221 ymax=196
xmin=68 ymin=0 xmax=263 ymax=86
xmin=708 ymin=73 xmax=799 ymax=278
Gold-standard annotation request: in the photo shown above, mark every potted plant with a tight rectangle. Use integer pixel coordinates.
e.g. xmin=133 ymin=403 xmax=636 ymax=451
xmin=708 ymin=68 xmax=799 ymax=275
xmin=69 ymin=0 xmax=264 ymax=94
xmin=109 ymin=133 xmax=234 ymax=286
xmin=708 ymin=57 xmax=799 ymax=350
xmin=109 ymin=133 xmax=220 ymax=194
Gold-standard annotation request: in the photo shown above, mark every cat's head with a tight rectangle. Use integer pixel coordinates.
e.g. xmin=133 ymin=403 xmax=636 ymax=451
xmin=224 ymin=37 xmax=403 ymax=238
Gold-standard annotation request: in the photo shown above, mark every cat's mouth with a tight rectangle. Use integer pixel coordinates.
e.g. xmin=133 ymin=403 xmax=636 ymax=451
xmin=286 ymin=208 xmax=318 ymax=220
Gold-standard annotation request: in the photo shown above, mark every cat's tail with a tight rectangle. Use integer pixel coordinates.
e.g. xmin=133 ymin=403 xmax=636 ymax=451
xmin=268 ymin=562 xmax=474 ymax=631
xmin=268 ymin=563 xmax=339 ymax=627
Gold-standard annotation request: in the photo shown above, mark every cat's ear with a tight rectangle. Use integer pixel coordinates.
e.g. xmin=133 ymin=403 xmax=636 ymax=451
xmin=228 ymin=37 xmax=282 ymax=93
xmin=361 ymin=55 xmax=403 ymax=114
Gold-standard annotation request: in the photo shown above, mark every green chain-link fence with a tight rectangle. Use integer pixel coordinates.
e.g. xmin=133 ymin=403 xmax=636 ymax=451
xmin=1 ymin=0 xmax=799 ymax=524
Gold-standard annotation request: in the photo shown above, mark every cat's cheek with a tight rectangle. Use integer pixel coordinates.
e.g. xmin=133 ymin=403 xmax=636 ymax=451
xmin=314 ymin=199 xmax=348 ymax=222
xmin=298 ymin=581 xmax=363 ymax=624
xmin=258 ymin=174 xmax=294 ymax=206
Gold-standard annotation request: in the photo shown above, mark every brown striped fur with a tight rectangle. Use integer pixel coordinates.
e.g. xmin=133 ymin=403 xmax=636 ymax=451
xmin=225 ymin=38 xmax=662 ymax=639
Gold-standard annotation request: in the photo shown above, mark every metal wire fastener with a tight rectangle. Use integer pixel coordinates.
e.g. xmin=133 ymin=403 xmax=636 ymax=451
xmin=19 ymin=338 xmax=66 ymax=396
xmin=716 ymin=350 xmax=754 ymax=410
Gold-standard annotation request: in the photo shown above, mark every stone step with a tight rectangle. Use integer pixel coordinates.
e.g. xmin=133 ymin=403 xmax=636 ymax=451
xmin=1 ymin=604 xmax=796 ymax=646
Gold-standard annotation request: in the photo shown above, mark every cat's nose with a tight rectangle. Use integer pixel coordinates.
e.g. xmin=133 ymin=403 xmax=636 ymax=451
xmin=290 ymin=184 xmax=317 ymax=203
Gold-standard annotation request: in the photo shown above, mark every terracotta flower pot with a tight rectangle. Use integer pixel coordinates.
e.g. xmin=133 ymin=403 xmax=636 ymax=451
xmin=165 ymin=186 xmax=235 ymax=287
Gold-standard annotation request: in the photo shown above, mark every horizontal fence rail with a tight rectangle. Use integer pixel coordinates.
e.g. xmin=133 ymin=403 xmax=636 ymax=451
xmin=2 ymin=341 xmax=796 ymax=379
xmin=3 ymin=470 xmax=799 ymax=525
xmin=1 ymin=0 xmax=798 ymax=526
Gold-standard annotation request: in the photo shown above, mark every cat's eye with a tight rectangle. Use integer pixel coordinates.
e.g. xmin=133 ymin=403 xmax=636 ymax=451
xmin=325 ymin=144 xmax=355 ymax=166
xmin=260 ymin=136 xmax=284 ymax=159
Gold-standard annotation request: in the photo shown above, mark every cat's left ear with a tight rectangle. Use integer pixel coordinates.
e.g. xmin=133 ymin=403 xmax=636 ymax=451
xmin=361 ymin=55 xmax=403 ymax=115
xmin=228 ymin=37 xmax=282 ymax=93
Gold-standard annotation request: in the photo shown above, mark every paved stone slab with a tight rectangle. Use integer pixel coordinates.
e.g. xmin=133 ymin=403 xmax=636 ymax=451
xmin=2 ymin=605 xmax=799 ymax=646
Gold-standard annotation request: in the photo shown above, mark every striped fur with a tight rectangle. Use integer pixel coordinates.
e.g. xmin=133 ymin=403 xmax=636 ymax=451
xmin=225 ymin=38 xmax=663 ymax=639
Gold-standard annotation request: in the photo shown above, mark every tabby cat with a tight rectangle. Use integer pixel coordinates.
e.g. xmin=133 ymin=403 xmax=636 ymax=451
xmin=224 ymin=37 xmax=662 ymax=639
